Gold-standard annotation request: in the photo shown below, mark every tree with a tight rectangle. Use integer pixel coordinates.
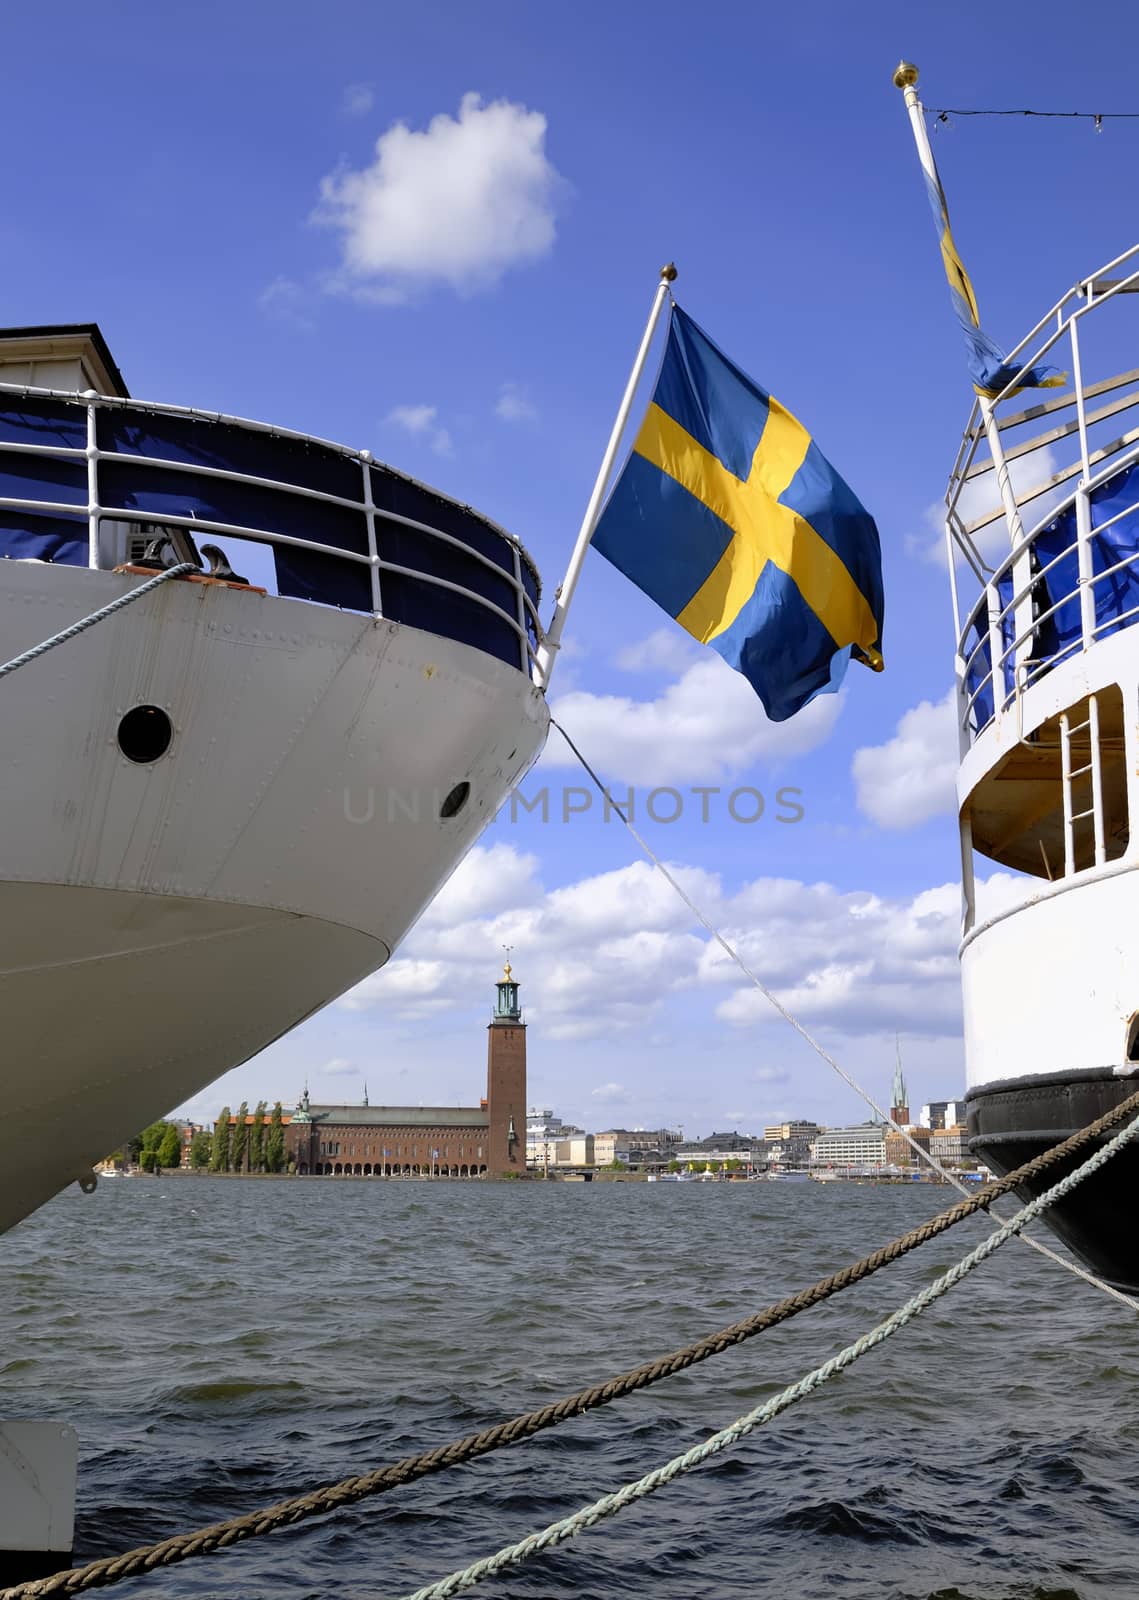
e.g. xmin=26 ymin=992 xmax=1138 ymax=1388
xmin=209 ymin=1108 xmax=231 ymax=1173
xmin=157 ymin=1124 xmax=182 ymax=1170
xmin=230 ymin=1102 xmax=249 ymax=1172
xmin=667 ymin=1160 xmax=681 ymax=1173
xmin=265 ymin=1102 xmax=285 ymax=1174
xmin=250 ymin=1101 xmax=268 ymax=1173
xmin=189 ymin=1130 xmax=212 ymax=1170
xmin=607 ymin=1160 xmax=628 ymax=1171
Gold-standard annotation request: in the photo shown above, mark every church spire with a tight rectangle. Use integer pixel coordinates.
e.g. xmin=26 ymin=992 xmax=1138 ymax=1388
xmin=891 ymin=1035 xmax=909 ymax=1124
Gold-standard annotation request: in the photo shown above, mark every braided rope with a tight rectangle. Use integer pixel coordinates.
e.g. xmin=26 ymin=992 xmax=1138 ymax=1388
xmin=550 ymin=716 xmax=1138 ymax=1310
xmin=403 ymin=1105 xmax=1139 ymax=1600
xmin=5 ymin=1088 xmax=1138 ymax=1600
xmin=0 ymin=564 xmax=197 ymax=681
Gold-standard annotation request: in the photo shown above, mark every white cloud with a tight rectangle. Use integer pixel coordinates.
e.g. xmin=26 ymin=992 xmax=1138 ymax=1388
xmin=258 ymin=276 xmax=315 ymax=332
xmin=754 ymin=1065 xmax=791 ymax=1086
xmin=911 ymin=444 xmax=1062 ymax=567
xmin=384 ymin=403 xmax=452 ymax=457
xmin=341 ymin=83 xmax=374 ymax=117
xmin=336 ymin=840 xmax=1034 ymax=1050
xmin=319 ymin=1057 xmax=357 ymax=1077
xmin=315 ymin=92 xmax=562 ymax=298
xmin=852 ymin=687 xmax=958 ymax=829
xmin=544 ymin=657 xmax=842 ymax=786
xmin=495 ymin=382 xmax=537 ymax=422
xmin=591 ymin=1082 xmax=629 ymax=1104
xmin=613 ymin=628 xmax=700 ymax=676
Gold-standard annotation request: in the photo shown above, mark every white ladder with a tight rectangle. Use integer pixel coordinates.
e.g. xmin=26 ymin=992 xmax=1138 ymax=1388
xmin=1060 ymin=694 xmax=1105 ymax=875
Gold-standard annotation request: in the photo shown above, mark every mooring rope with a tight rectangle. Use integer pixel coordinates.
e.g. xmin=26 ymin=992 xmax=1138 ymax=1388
xmin=551 ymin=717 xmax=1139 ymax=1312
xmin=5 ymin=1089 xmax=1138 ymax=1600
xmin=401 ymin=1106 xmax=1139 ymax=1600
xmin=0 ymin=564 xmax=197 ymax=681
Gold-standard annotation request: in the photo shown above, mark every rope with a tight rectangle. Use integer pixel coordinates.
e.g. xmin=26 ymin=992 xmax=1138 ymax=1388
xmin=6 ymin=1089 xmax=1138 ymax=1600
xmin=0 ymin=564 xmax=196 ymax=681
xmin=550 ymin=717 xmax=1139 ymax=1312
xmin=402 ymin=1106 xmax=1139 ymax=1600
xmin=928 ymin=106 xmax=1139 ymax=121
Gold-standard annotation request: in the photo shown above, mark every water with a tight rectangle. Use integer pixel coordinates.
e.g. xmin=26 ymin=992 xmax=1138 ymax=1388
xmin=3 ymin=1176 xmax=1139 ymax=1600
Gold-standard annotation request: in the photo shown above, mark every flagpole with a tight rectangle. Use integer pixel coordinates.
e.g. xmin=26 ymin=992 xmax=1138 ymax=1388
xmin=892 ymin=61 xmax=1026 ymax=555
xmin=534 ymin=263 xmax=677 ymax=691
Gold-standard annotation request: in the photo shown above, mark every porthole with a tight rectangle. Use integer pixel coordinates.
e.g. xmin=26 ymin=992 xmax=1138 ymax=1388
xmin=440 ymin=781 xmax=470 ymax=819
xmin=117 ymin=705 xmax=173 ymax=764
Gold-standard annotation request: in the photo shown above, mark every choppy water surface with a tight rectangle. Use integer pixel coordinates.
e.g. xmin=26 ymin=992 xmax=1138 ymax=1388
xmin=3 ymin=1176 xmax=1139 ymax=1599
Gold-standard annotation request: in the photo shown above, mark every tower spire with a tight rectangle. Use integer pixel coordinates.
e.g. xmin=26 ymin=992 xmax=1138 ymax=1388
xmin=891 ymin=1035 xmax=909 ymax=1124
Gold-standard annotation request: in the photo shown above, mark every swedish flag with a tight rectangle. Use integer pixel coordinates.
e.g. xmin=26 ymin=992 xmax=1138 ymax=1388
xmin=923 ymin=156 xmax=1063 ymax=396
xmin=592 ymin=306 xmax=884 ymax=723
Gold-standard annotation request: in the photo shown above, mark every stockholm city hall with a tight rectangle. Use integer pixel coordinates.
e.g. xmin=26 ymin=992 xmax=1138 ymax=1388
xmin=284 ymin=964 xmax=527 ymax=1178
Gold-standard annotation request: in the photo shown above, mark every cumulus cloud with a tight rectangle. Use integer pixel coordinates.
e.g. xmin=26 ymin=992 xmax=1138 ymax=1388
xmin=495 ymin=382 xmax=537 ymax=422
xmin=336 ymin=841 xmax=1033 ymax=1047
xmin=591 ymin=1082 xmax=629 ymax=1104
xmin=341 ymin=83 xmax=374 ymax=117
xmin=315 ymin=92 xmax=562 ymax=299
xmin=384 ymin=403 xmax=452 ymax=457
xmin=852 ymin=687 xmax=958 ymax=829
xmin=911 ymin=444 xmax=1061 ymax=567
xmin=319 ymin=1057 xmax=357 ymax=1077
xmin=545 ymin=657 xmax=842 ymax=786
xmin=613 ymin=628 xmax=700 ymax=676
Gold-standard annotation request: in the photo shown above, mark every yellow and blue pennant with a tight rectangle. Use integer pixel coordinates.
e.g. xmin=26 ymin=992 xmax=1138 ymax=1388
xmin=922 ymin=151 xmax=1063 ymax=396
xmin=592 ymin=306 xmax=884 ymax=723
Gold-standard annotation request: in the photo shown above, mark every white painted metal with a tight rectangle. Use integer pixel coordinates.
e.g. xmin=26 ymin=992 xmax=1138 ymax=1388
xmin=534 ymin=267 xmax=675 ymax=688
xmin=938 ymin=237 xmax=1139 ymax=1093
xmin=0 ymin=562 xmax=548 ymax=1233
xmin=961 ymin=864 xmax=1139 ymax=1090
xmin=0 ymin=1422 xmax=77 ymax=1553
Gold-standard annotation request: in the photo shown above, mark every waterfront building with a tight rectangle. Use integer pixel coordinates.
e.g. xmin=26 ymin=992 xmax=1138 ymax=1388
xmin=930 ymin=1125 xmax=970 ymax=1163
xmin=526 ymin=1108 xmax=585 ymax=1169
xmin=555 ymin=1134 xmax=595 ymax=1166
xmin=286 ymin=964 xmax=526 ymax=1178
xmin=919 ymin=1100 xmax=968 ymax=1130
xmin=763 ymin=1120 xmax=819 ymax=1143
xmin=675 ymin=1133 xmax=765 ymax=1168
xmin=884 ymin=1125 xmax=933 ymax=1168
xmin=811 ymin=1124 xmax=888 ymax=1170
xmin=593 ymin=1132 xmax=632 ymax=1166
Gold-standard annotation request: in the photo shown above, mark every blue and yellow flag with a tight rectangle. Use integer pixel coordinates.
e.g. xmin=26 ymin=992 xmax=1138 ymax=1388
xmin=592 ymin=306 xmax=884 ymax=723
xmin=922 ymin=154 xmax=1063 ymax=396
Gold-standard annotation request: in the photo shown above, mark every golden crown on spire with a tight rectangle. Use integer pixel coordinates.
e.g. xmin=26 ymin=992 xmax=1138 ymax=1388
xmin=503 ymin=961 xmax=513 ymax=980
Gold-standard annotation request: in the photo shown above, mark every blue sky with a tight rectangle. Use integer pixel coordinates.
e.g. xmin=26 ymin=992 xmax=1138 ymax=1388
xmin=9 ymin=0 xmax=1138 ymax=1133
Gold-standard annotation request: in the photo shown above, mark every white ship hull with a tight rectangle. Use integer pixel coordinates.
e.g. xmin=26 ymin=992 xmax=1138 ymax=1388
xmin=0 ymin=562 xmax=548 ymax=1233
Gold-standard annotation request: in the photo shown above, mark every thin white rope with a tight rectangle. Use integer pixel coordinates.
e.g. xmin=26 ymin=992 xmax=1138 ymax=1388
xmin=400 ymin=1105 xmax=1139 ymax=1600
xmin=0 ymin=563 xmax=197 ymax=680
xmin=551 ymin=720 xmax=1139 ymax=1313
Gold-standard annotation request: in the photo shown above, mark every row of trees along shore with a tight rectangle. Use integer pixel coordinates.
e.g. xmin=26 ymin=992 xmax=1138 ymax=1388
xmin=206 ymin=1102 xmax=287 ymax=1173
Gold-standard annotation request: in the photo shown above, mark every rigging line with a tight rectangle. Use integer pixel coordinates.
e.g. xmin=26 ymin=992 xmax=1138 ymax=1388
xmin=927 ymin=107 xmax=1139 ymax=120
xmin=0 ymin=564 xmax=198 ymax=681
xmin=550 ymin=716 xmax=1139 ymax=1313
xmin=401 ymin=1106 xmax=1139 ymax=1600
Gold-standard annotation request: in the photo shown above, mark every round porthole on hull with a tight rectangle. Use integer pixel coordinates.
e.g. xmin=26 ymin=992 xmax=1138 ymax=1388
xmin=440 ymin=781 xmax=470 ymax=819
xmin=117 ymin=705 xmax=174 ymax=764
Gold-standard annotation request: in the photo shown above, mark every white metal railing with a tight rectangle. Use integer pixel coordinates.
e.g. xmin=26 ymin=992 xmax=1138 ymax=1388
xmin=945 ymin=243 xmax=1139 ymax=742
xmin=0 ymin=381 xmax=545 ymax=679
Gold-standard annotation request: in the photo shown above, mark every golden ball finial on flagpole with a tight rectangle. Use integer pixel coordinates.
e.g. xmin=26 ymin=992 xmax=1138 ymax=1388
xmin=660 ymin=263 xmax=678 ymax=283
xmin=893 ymin=61 xmax=919 ymax=90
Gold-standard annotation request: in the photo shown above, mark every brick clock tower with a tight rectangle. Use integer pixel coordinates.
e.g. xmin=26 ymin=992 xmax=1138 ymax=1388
xmin=486 ymin=962 xmax=526 ymax=1175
